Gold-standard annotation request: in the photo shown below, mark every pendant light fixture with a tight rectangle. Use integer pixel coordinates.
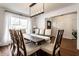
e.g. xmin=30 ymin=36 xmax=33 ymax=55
xmin=29 ymin=3 xmax=44 ymax=17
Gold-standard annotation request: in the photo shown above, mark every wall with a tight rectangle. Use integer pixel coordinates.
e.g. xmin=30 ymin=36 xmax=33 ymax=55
xmin=0 ymin=8 xmax=5 ymax=44
xmin=51 ymin=13 xmax=77 ymax=39
xmin=32 ymin=4 xmax=79 ymax=49
xmin=31 ymin=17 xmax=37 ymax=28
xmin=77 ymin=4 xmax=79 ymax=50
xmin=34 ymin=4 xmax=77 ymax=29
xmin=0 ymin=8 xmax=11 ymax=46
xmin=0 ymin=8 xmax=6 ymax=45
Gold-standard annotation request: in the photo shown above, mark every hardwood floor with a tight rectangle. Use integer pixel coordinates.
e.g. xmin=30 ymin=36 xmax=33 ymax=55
xmin=51 ymin=36 xmax=78 ymax=56
xmin=0 ymin=37 xmax=78 ymax=56
xmin=0 ymin=45 xmax=11 ymax=56
xmin=60 ymin=38 xmax=77 ymax=56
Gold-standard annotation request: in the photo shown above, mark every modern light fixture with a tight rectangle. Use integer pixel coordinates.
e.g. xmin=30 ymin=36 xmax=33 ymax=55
xmin=29 ymin=3 xmax=44 ymax=17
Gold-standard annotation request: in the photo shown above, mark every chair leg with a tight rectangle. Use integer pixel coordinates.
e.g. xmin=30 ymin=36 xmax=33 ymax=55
xmin=52 ymin=51 xmax=55 ymax=56
xmin=52 ymin=54 xmax=55 ymax=56
xmin=58 ymin=50 xmax=61 ymax=56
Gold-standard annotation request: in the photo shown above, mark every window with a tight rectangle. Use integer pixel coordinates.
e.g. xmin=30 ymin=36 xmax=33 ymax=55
xmin=9 ymin=16 xmax=28 ymax=30
xmin=11 ymin=16 xmax=20 ymax=25
xmin=6 ymin=12 xmax=31 ymax=34
xmin=20 ymin=18 xmax=28 ymax=29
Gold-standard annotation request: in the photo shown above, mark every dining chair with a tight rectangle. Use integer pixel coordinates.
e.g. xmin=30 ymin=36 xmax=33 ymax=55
xmin=17 ymin=30 xmax=40 ymax=56
xmin=35 ymin=28 xmax=40 ymax=34
xmin=41 ymin=30 xmax=64 ymax=56
xmin=39 ymin=29 xmax=45 ymax=35
xmin=9 ymin=29 xmax=19 ymax=56
xmin=45 ymin=29 xmax=52 ymax=36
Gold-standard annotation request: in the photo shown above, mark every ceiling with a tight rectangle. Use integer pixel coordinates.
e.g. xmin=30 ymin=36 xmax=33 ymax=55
xmin=0 ymin=3 xmax=75 ymax=16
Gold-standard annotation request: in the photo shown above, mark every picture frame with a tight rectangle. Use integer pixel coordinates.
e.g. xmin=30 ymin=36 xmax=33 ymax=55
xmin=47 ymin=21 xmax=51 ymax=29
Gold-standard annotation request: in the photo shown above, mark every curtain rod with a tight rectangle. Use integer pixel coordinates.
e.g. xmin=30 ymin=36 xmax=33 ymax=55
xmin=5 ymin=10 xmax=30 ymax=17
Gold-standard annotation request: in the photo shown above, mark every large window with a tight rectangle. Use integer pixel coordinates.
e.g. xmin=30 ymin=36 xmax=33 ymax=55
xmin=6 ymin=12 xmax=31 ymax=34
xmin=10 ymin=16 xmax=28 ymax=30
xmin=20 ymin=18 xmax=28 ymax=29
xmin=11 ymin=16 xmax=20 ymax=25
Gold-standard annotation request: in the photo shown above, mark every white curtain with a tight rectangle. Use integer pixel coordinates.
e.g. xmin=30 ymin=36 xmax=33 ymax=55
xmin=2 ymin=12 xmax=11 ymax=45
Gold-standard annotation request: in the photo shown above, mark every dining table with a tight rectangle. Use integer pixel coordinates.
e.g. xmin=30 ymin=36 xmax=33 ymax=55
xmin=23 ymin=33 xmax=51 ymax=45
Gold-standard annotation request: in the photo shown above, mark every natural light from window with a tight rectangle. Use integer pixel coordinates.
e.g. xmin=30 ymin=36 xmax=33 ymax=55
xmin=9 ymin=16 xmax=28 ymax=30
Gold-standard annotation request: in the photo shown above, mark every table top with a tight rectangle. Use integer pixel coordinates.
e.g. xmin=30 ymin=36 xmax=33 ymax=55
xmin=23 ymin=34 xmax=50 ymax=43
xmin=30 ymin=34 xmax=50 ymax=40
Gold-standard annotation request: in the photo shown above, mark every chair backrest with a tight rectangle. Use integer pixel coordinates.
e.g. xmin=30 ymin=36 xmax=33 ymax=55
xmin=17 ymin=30 xmax=27 ymax=56
xmin=9 ymin=29 xmax=19 ymax=56
xmin=52 ymin=30 xmax=64 ymax=55
xmin=39 ymin=29 xmax=45 ymax=35
xmin=45 ymin=29 xmax=52 ymax=36
xmin=35 ymin=28 xmax=39 ymax=34
xmin=9 ymin=29 xmax=15 ymax=44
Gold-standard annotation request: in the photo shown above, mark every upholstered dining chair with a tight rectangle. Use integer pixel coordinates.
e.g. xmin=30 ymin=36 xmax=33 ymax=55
xmin=45 ymin=29 xmax=52 ymax=36
xmin=16 ymin=30 xmax=40 ymax=56
xmin=41 ymin=30 xmax=64 ymax=56
xmin=9 ymin=29 xmax=19 ymax=56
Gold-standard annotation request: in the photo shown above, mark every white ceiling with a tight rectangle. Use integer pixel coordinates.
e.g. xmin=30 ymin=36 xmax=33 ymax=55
xmin=44 ymin=3 xmax=74 ymax=12
xmin=0 ymin=3 xmax=75 ymax=16
xmin=0 ymin=3 xmax=31 ymax=16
